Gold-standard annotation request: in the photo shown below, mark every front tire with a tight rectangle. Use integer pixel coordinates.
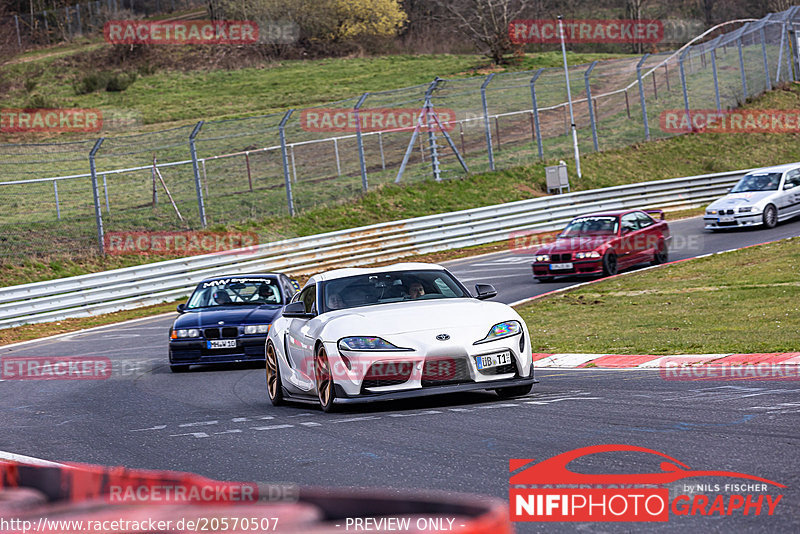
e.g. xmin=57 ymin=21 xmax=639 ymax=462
xmin=266 ymin=342 xmax=285 ymax=406
xmin=763 ymin=204 xmax=778 ymax=228
xmin=602 ymin=251 xmax=618 ymax=277
xmin=496 ymin=383 xmax=533 ymax=399
xmin=314 ymin=345 xmax=338 ymax=412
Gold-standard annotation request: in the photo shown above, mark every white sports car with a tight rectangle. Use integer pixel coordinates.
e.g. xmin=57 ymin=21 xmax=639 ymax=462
xmin=265 ymin=263 xmax=536 ymax=411
xmin=704 ymin=163 xmax=800 ymax=230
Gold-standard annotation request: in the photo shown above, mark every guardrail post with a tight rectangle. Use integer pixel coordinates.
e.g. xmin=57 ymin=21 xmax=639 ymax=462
xmin=737 ymin=36 xmax=748 ymax=101
xmin=189 ymin=121 xmax=207 ymax=227
xmin=279 ymin=110 xmax=296 ymax=216
xmin=14 ymin=15 xmax=22 ymax=49
xmin=480 ymin=73 xmax=495 ymax=171
xmin=679 ymin=49 xmax=691 ymax=131
xmin=89 ymin=138 xmax=105 ymax=255
xmin=636 ymin=54 xmax=650 ymax=141
xmin=760 ymin=27 xmax=772 ymax=92
xmin=354 ymin=93 xmax=369 ymax=192
xmin=584 ymin=61 xmax=598 ymax=152
xmin=529 ymin=69 xmax=544 ymax=160
xmin=711 ymin=46 xmax=721 ymax=111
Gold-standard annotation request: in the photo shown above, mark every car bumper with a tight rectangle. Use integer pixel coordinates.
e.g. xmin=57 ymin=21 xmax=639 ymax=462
xmin=169 ymin=336 xmax=267 ymax=365
xmin=332 ymin=373 xmax=537 ymax=404
xmin=703 ymin=213 xmax=762 ymax=229
xmin=532 ymin=259 xmax=603 ymax=278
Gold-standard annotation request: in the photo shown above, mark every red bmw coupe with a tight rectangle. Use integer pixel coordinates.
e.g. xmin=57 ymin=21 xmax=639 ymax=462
xmin=531 ymin=209 xmax=671 ymax=282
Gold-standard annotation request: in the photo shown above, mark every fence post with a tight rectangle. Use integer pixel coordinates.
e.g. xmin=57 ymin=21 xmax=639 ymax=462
xmin=776 ymin=22 xmax=786 ymax=83
xmin=529 ymin=68 xmax=544 ymax=160
xmin=711 ymin=45 xmax=721 ymax=112
xmin=760 ymin=26 xmax=772 ymax=92
xmin=789 ymin=27 xmax=800 ymax=82
xmin=354 ymin=93 xmax=369 ymax=192
xmin=584 ymin=61 xmax=598 ymax=152
xmin=423 ymin=78 xmax=443 ymax=182
xmin=737 ymin=36 xmax=748 ymax=101
xmin=679 ymin=49 xmax=691 ymax=131
xmin=279 ymin=110 xmax=296 ymax=216
xmin=54 ymin=180 xmax=61 ymax=221
xmin=333 ymin=138 xmax=342 ymax=176
xmin=636 ymin=54 xmax=650 ymax=141
xmin=89 ymin=138 xmax=106 ymax=255
xmin=481 ymin=73 xmax=495 ymax=171
xmin=188 ymin=121 xmax=207 ymax=227
xmin=14 ymin=15 xmax=22 ymax=49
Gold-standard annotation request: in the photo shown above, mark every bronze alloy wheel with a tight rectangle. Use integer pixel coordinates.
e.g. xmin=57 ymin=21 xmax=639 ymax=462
xmin=266 ymin=342 xmax=284 ymax=406
xmin=314 ymin=345 xmax=337 ymax=412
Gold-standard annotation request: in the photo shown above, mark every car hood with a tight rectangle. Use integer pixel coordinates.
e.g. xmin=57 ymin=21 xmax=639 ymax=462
xmin=535 ymin=236 xmax=614 ymax=254
xmin=319 ymin=298 xmax=519 ymax=336
xmin=173 ymin=306 xmax=282 ymax=328
xmin=707 ymin=191 xmax=775 ymax=209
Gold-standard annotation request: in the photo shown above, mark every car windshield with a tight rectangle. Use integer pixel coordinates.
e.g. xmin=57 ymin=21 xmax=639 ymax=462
xmin=559 ymin=216 xmax=619 ymax=237
xmin=730 ymin=172 xmax=781 ymax=192
xmin=321 ymin=270 xmax=467 ymax=312
xmin=186 ymin=278 xmax=282 ymax=309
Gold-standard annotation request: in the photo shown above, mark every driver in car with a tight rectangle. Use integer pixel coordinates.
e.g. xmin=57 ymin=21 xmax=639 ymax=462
xmin=408 ymin=281 xmax=425 ymax=299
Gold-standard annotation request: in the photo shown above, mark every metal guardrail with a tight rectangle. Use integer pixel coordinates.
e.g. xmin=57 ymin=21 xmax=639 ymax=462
xmin=0 ymin=166 xmax=768 ymax=328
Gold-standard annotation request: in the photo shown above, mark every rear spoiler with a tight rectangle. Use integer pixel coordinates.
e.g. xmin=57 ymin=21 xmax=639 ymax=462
xmin=644 ymin=209 xmax=665 ymax=220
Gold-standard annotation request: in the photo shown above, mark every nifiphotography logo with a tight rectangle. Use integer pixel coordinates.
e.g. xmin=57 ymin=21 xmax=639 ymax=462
xmin=510 ymin=444 xmax=785 ymax=522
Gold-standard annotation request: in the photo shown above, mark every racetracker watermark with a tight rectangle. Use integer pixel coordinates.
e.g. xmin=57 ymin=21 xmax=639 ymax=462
xmin=301 ymin=356 xmax=460 ymax=383
xmin=104 ymin=231 xmax=259 ymax=256
xmin=104 ymin=20 xmax=258 ymax=44
xmin=510 ymin=19 xmax=663 ymax=44
xmin=660 ymin=361 xmax=800 ymax=381
xmin=1 ymin=357 xmax=112 ymax=380
xmin=508 ymin=231 xmax=702 ymax=255
xmin=661 ymin=109 xmax=800 ymax=134
xmin=106 ymin=481 xmax=266 ymax=505
xmin=299 ymin=108 xmax=457 ymax=133
xmin=0 ymin=108 xmax=102 ymax=133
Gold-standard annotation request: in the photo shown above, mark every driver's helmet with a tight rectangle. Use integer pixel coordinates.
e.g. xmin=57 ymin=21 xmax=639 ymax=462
xmin=213 ymin=290 xmax=232 ymax=305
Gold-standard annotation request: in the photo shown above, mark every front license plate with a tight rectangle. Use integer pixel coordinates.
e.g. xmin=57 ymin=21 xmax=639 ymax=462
xmin=550 ymin=262 xmax=573 ymax=270
xmin=719 ymin=216 xmax=735 ymax=223
xmin=207 ymin=340 xmax=236 ymax=349
xmin=476 ymin=351 xmax=512 ymax=370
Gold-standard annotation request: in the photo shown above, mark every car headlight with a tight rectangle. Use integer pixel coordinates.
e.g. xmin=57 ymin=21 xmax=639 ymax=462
xmin=706 ymin=209 xmax=717 ymax=215
xmin=575 ymin=251 xmax=601 ymax=259
xmin=535 ymin=254 xmax=550 ymax=262
xmin=171 ymin=328 xmax=201 ymax=339
xmin=244 ymin=324 xmax=270 ymax=335
xmin=337 ymin=337 xmax=409 ymax=351
xmin=474 ymin=321 xmax=522 ymax=344
xmin=738 ymin=206 xmax=752 ymax=213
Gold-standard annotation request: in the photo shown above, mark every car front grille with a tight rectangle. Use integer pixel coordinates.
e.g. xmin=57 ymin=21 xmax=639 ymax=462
xmin=422 ymin=357 xmax=471 ymax=386
xmin=550 ymin=253 xmax=572 ymax=262
xmin=361 ymin=361 xmax=414 ymax=391
xmin=203 ymin=327 xmax=239 ymax=339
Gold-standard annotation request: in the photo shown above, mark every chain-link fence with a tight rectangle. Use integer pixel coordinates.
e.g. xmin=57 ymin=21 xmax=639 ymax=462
xmin=2 ymin=7 xmax=799 ymax=259
xmin=3 ymin=0 xmax=205 ymax=50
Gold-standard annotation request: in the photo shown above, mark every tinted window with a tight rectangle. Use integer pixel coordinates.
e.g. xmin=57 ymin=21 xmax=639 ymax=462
xmin=297 ymin=285 xmax=316 ymax=314
xmin=321 ymin=270 xmax=466 ymax=312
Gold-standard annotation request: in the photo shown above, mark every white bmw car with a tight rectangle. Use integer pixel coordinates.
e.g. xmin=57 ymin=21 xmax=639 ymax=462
xmin=704 ymin=163 xmax=800 ymax=230
xmin=265 ymin=263 xmax=536 ymax=411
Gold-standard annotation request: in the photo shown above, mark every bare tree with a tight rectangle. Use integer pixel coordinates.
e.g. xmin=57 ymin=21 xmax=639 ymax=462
xmin=434 ymin=0 xmax=527 ymax=64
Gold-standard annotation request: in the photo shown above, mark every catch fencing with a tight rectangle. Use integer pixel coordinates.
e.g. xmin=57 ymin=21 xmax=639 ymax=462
xmin=0 ymin=165 xmax=764 ymax=328
xmin=1 ymin=7 xmax=799 ymax=259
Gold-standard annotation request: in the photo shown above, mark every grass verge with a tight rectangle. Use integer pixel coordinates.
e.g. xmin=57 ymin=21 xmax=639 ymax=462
xmin=516 ymin=237 xmax=800 ymax=354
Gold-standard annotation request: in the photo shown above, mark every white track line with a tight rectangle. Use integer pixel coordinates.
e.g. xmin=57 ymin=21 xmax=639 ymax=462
xmin=0 ymin=450 xmax=68 ymax=467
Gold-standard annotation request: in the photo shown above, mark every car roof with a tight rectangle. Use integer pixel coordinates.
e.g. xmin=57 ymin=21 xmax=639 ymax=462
xmin=744 ymin=163 xmax=799 ymax=174
xmin=308 ymin=262 xmax=446 ymax=284
xmin=198 ymin=273 xmax=282 ymax=284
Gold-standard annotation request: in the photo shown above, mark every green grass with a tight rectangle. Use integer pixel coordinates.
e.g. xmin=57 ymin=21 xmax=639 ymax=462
xmin=516 ymin=237 xmax=800 ymax=354
xmin=4 ymin=83 xmax=800 ymax=287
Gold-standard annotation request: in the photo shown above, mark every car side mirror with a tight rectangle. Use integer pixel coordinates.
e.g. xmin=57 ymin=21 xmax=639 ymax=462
xmin=475 ymin=284 xmax=497 ymax=300
xmin=785 ymin=183 xmax=796 ymax=190
xmin=176 ymin=303 xmax=186 ymax=314
xmin=283 ymin=300 xmax=315 ymax=318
